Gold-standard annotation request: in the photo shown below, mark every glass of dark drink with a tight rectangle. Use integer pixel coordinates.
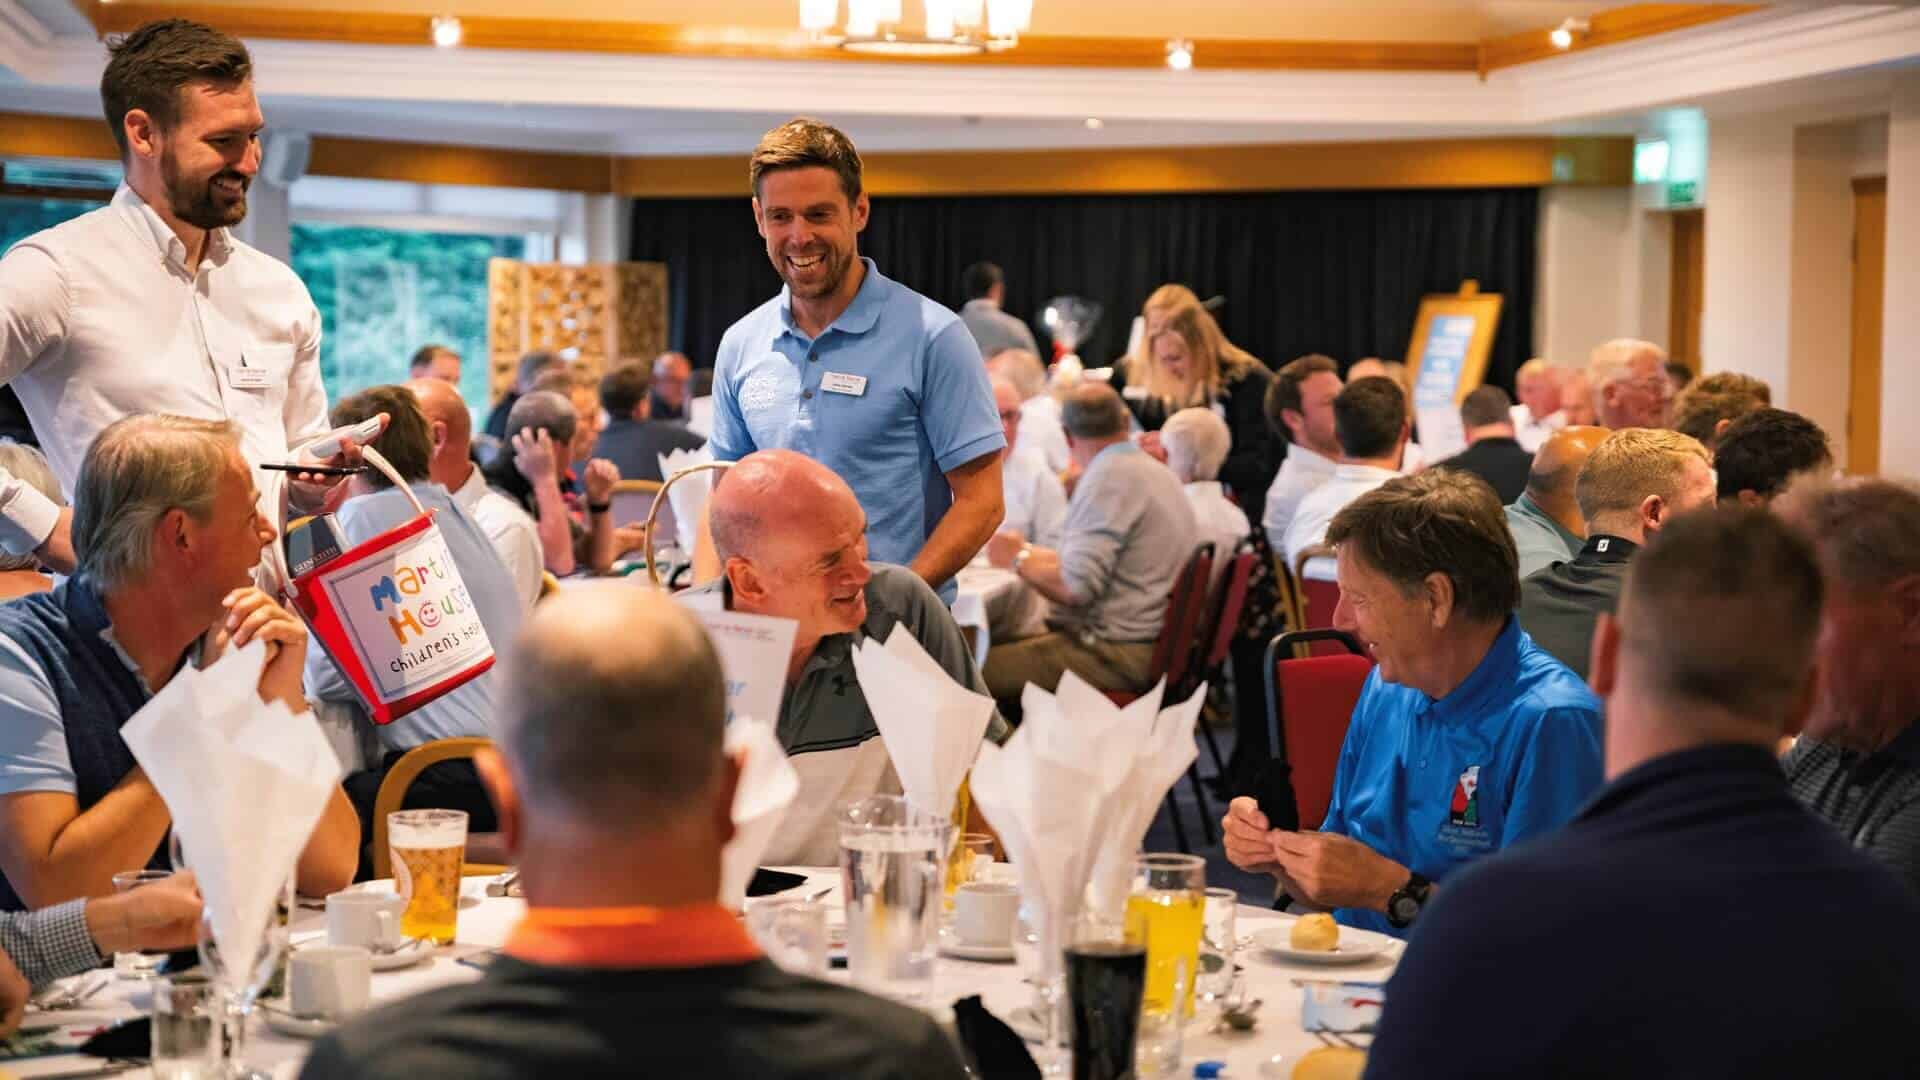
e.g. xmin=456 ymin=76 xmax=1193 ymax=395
xmin=1065 ymin=915 xmax=1148 ymax=1080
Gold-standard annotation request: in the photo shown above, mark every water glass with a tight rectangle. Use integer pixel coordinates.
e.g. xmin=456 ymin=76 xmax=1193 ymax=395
xmin=1197 ymin=887 xmax=1239 ymax=1003
xmin=151 ymin=973 xmax=221 ymax=1079
xmin=745 ymin=897 xmax=828 ymax=977
xmin=944 ymin=832 xmax=997 ymax=909
xmin=111 ymin=869 xmax=172 ymax=979
xmin=837 ymin=795 xmax=950 ymax=1004
xmin=1126 ymin=853 xmax=1206 ymax=1077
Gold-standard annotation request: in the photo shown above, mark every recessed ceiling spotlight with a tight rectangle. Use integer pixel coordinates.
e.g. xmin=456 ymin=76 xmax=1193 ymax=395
xmin=1165 ymin=38 xmax=1194 ymax=71
xmin=431 ymin=15 xmax=463 ymax=48
xmin=1084 ymin=117 xmax=1104 ymax=130
xmin=1549 ymin=17 xmax=1589 ymax=50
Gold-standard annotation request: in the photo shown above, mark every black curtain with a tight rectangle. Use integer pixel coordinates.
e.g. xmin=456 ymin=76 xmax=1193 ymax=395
xmin=629 ymin=187 xmax=1537 ymax=392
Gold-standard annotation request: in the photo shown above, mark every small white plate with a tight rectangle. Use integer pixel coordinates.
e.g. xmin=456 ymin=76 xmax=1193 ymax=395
xmin=938 ymin=937 xmax=1016 ymax=962
xmin=1250 ymin=923 xmax=1394 ymax=965
xmin=296 ymin=937 xmax=435 ymax=972
xmin=259 ymin=1002 xmax=338 ymax=1040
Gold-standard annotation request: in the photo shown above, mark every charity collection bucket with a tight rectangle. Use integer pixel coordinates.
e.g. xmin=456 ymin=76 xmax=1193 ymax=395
xmin=289 ymin=446 xmax=495 ymax=725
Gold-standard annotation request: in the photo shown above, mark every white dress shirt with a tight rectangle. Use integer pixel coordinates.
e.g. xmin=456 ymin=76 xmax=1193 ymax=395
xmin=1184 ymin=480 xmax=1251 ymax=589
xmin=1262 ymin=443 xmax=1338 ymax=545
xmin=454 ymin=464 xmax=543 ymax=610
xmin=1017 ymin=394 xmax=1072 ymax=474
xmin=1283 ymin=462 xmax=1403 ymax=572
xmin=0 ymin=186 xmax=327 ymax=584
xmin=1000 ymin=446 xmax=1067 ymax=549
xmin=1511 ymin=403 xmax=1567 ymax=453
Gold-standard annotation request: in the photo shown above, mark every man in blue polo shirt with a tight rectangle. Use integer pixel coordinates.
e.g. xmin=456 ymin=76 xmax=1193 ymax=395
xmin=1223 ymin=470 xmax=1602 ymax=939
xmin=709 ymin=118 xmax=1005 ymax=604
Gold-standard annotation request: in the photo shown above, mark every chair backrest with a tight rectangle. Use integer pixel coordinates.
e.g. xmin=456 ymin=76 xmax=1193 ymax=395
xmin=1195 ymin=549 xmax=1257 ymax=680
xmin=609 ymin=478 xmax=670 ymax=535
xmin=371 ymin=736 xmax=505 ymax=880
xmin=1264 ymin=630 xmax=1371 ymax=830
xmin=1292 ymin=544 xmax=1346 ymax=656
xmin=1149 ymin=542 xmax=1215 ymax=687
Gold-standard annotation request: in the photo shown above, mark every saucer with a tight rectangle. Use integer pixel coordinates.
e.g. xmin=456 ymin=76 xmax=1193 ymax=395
xmin=259 ymin=1001 xmax=338 ymax=1040
xmin=367 ymin=938 xmax=435 ymax=971
xmin=938 ymin=938 xmax=1016 ymax=962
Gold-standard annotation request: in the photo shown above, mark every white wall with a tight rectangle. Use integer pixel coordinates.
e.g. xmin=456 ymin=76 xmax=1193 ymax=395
xmin=1788 ymin=121 xmax=1858 ymax=467
xmin=1883 ymin=74 xmax=1920 ymax=478
xmin=1701 ymin=116 xmax=1796 ymax=391
xmin=1534 ymin=185 xmax=1635 ymax=368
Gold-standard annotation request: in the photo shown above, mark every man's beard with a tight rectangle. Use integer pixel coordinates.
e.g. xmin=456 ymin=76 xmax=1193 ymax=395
xmin=775 ymin=244 xmax=854 ymax=301
xmin=162 ymin=148 xmax=249 ymax=230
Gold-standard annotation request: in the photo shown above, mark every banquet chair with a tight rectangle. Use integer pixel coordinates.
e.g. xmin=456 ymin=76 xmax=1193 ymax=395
xmin=1104 ymin=543 xmax=1214 ymax=853
xmin=1183 ymin=545 xmax=1258 ymax=781
xmin=1292 ymin=544 xmax=1346 ymax=657
xmin=371 ymin=737 xmax=508 ymax=880
xmin=1263 ymin=629 xmax=1371 ymax=831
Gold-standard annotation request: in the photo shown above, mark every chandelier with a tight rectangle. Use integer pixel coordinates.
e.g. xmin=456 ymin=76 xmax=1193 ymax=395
xmin=799 ymin=0 xmax=1034 ymax=56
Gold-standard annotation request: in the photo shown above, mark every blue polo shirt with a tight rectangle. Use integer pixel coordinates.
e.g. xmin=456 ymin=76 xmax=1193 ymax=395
xmin=711 ymin=259 xmax=1005 ymax=603
xmin=1319 ymin=617 xmax=1602 ymax=938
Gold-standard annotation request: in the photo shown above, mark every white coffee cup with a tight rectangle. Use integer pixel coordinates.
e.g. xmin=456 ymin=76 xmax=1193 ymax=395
xmin=289 ymin=946 xmax=371 ymax=1021
xmin=326 ymin=890 xmax=404 ymax=951
xmin=952 ymin=882 xmax=1019 ymax=947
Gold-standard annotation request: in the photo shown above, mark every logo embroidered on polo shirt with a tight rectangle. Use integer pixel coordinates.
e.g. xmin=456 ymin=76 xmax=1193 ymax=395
xmin=1448 ymin=765 xmax=1482 ymax=827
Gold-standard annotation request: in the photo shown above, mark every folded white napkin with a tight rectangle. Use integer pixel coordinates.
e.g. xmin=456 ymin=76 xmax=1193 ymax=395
xmin=968 ymin=672 xmax=1165 ymax=982
xmin=851 ymin=624 xmax=995 ymax=821
xmin=658 ymin=446 xmax=715 ymax=555
xmin=122 ymin=639 xmax=342 ymax=982
xmin=718 ymin=717 xmax=800 ymax=910
xmin=1084 ymin=684 xmax=1207 ymax=919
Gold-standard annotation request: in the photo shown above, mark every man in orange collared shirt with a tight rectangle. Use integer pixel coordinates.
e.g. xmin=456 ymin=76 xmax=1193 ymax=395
xmin=301 ymin=585 xmax=968 ymax=1080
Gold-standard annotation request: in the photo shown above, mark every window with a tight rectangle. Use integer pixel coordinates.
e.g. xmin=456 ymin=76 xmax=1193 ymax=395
xmin=0 ymin=196 xmax=101 ymax=255
xmin=289 ymin=222 xmax=528 ymax=415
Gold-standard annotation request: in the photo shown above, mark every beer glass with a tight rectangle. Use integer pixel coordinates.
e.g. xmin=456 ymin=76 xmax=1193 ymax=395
xmin=387 ymin=809 xmax=467 ymax=945
xmin=1127 ymin=853 xmax=1205 ymax=1076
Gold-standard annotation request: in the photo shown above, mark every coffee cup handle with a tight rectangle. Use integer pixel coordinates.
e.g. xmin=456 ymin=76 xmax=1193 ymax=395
xmin=377 ymin=910 xmax=397 ymax=944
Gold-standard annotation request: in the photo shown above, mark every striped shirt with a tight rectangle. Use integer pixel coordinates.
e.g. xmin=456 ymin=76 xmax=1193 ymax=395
xmin=1784 ymin=724 xmax=1920 ymax=895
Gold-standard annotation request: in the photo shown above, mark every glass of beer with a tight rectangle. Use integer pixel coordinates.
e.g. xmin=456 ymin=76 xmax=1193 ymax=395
xmin=1126 ymin=853 xmax=1205 ymax=1076
xmin=388 ymin=809 xmax=467 ymax=945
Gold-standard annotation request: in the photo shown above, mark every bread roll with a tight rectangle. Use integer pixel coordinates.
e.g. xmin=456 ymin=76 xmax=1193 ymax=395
xmin=1292 ymin=1046 xmax=1367 ymax=1080
xmin=1290 ymin=912 xmax=1340 ymax=952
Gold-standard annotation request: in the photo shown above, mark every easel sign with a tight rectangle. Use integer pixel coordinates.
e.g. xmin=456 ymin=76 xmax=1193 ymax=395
xmin=1403 ymin=281 xmax=1502 ymax=462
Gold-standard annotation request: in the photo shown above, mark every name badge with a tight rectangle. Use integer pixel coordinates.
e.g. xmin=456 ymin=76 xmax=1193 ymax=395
xmin=228 ymin=363 xmax=273 ymax=390
xmin=821 ymin=372 xmax=868 ymax=397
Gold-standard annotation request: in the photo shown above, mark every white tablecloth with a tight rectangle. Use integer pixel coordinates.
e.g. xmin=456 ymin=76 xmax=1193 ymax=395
xmin=952 ymin=565 xmax=1049 ymax=667
xmin=14 ymin=870 xmax=1398 ymax=1078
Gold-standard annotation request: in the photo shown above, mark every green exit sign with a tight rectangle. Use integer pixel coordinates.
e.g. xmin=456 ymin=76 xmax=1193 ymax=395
xmin=1667 ymin=180 xmax=1699 ymax=207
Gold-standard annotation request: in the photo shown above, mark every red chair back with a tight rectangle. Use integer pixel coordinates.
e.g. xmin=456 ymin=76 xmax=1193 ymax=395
xmin=1198 ymin=551 xmax=1257 ymax=677
xmin=1107 ymin=542 xmax=1213 ymax=707
xmin=1264 ymin=630 xmax=1372 ymax=830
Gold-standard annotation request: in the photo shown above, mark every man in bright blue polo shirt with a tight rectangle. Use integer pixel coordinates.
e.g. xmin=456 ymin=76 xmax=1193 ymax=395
xmin=709 ymin=118 xmax=1005 ymax=603
xmin=1223 ymin=470 xmax=1602 ymax=939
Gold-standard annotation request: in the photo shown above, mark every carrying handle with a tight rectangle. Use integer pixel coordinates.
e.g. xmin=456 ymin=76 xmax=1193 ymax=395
xmin=644 ymin=461 xmax=732 ymax=588
xmin=359 ymin=446 xmax=427 ymax=517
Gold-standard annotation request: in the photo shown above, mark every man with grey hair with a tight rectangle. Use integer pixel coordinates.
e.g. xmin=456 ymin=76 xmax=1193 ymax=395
xmin=987 ymin=348 xmax=1070 ymax=474
xmin=1587 ymin=338 xmax=1673 ymax=430
xmin=302 ymin=585 xmax=968 ymax=1079
xmin=408 ymin=378 xmax=541 ymax=608
xmin=0 ymin=415 xmax=359 ymax=912
xmin=690 ymin=451 xmax=1004 ymax=865
xmin=1162 ymin=406 xmax=1249 ymax=588
xmin=1509 ymin=359 xmax=1564 ymax=452
xmin=1778 ymin=478 xmax=1920 ymax=895
xmin=982 ymin=383 xmax=1199 ymax=707
xmin=483 ymin=350 xmax=560 ymax=441
xmin=992 ymin=376 xmax=1065 ymax=549
xmin=649 ymin=351 xmax=694 ymax=422
xmin=481 ymin=390 xmax=592 ymax=577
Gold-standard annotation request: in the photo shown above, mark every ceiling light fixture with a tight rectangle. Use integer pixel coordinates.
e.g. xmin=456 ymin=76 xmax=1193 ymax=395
xmin=1165 ymin=38 xmax=1194 ymax=71
xmin=809 ymin=0 xmax=1033 ymax=56
xmin=430 ymin=15 xmax=463 ymax=48
xmin=1084 ymin=117 xmax=1104 ymax=130
xmin=1549 ymin=17 xmax=1589 ymax=50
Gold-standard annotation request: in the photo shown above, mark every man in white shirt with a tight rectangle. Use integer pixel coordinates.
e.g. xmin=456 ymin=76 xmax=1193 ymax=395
xmin=988 ymin=349 xmax=1071 ymax=475
xmin=1283 ymin=377 xmax=1411 ymax=573
xmin=993 ymin=377 xmax=1067 ymax=549
xmin=0 ymin=20 xmax=352 ymax=587
xmin=409 ymin=378 xmax=543 ymax=609
xmin=1510 ymin=359 xmax=1567 ymax=452
xmin=1163 ymin=407 xmax=1250 ymax=588
xmin=1262 ymin=355 xmax=1343 ymax=545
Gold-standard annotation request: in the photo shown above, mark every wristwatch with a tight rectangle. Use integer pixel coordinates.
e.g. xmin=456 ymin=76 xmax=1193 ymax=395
xmin=1013 ymin=544 xmax=1034 ymax=574
xmin=1386 ymin=871 xmax=1433 ymax=929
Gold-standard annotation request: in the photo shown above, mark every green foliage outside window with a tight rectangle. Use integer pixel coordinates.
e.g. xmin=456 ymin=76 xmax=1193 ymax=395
xmin=0 ymin=195 xmax=102 ymax=255
xmin=289 ymin=222 xmax=527 ymax=416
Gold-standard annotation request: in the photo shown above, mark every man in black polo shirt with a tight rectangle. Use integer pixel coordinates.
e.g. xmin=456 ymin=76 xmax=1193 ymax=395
xmin=1517 ymin=428 xmax=1715 ymax=679
xmin=1433 ymin=385 xmax=1532 ymax=504
xmin=1366 ymin=508 xmax=1920 ymax=1079
xmin=302 ymin=586 xmax=968 ymax=1080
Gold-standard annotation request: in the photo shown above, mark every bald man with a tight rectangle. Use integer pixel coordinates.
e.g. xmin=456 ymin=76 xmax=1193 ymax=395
xmin=1506 ymin=425 xmax=1608 ymax=578
xmin=409 ymin=378 xmax=542 ymax=608
xmin=690 ymin=451 xmax=1007 ymax=865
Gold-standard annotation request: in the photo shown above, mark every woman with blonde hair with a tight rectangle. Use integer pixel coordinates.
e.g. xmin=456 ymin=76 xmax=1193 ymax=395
xmin=1118 ymin=295 xmax=1278 ymax=520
